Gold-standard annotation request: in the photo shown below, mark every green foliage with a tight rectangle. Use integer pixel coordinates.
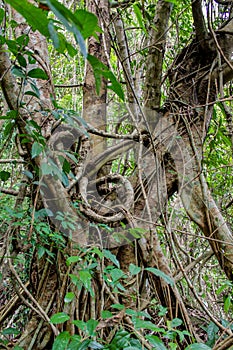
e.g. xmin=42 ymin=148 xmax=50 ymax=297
xmin=145 ymin=267 xmax=174 ymax=286
xmin=4 ymin=0 xmax=50 ymax=36
xmin=87 ymin=55 xmax=125 ymax=100
xmin=50 ymin=312 xmax=70 ymax=324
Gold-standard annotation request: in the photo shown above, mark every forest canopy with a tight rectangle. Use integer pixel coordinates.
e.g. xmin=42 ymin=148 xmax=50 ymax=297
xmin=0 ymin=0 xmax=233 ymax=349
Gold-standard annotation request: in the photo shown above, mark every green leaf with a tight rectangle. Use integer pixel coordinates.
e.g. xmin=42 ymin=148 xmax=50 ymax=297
xmin=74 ymin=10 xmax=100 ymax=39
xmin=11 ymin=66 xmax=26 ymax=78
xmin=86 ymin=319 xmax=98 ymax=336
xmin=31 ymin=142 xmax=43 ymax=159
xmin=50 ymin=312 xmax=70 ymax=324
xmin=4 ymin=121 xmax=15 ymax=137
xmin=30 ymin=82 xmax=40 ymax=98
xmin=170 ymin=318 xmax=183 ymax=328
xmin=46 ymin=0 xmax=87 ymax=57
xmin=66 ymin=256 xmax=80 ymax=266
xmin=17 ymin=54 xmax=27 ymax=68
xmin=145 ymin=267 xmax=174 ymax=286
xmin=129 ymin=263 xmax=141 ymax=276
xmin=103 ymin=249 xmax=120 ymax=268
xmin=185 ymin=345 xmax=212 ymax=350
xmin=52 ymin=331 xmax=71 ymax=350
xmin=69 ymin=273 xmax=83 ymax=289
xmin=0 ymin=171 xmax=11 ymax=182
xmin=64 ymin=292 xmax=75 ymax=303
xmin=1 ymin=327 xmax=20 ymax=335
xmin=72 ymin=320 xmax=86 ymax=330
xmin=164 ymin=0 xmax=177 ymax=4
xmin=76 ymin=339 xmax=91 ymax=350
xmin=88 ymin=341 xmax=104 ymax=349
xmin=48 ymin=20 xmax=60 ymax=49
xmin=145 ymin=335 xmax=167 ymax=349
xmin=4 ymin=0 xmax=50 ymax=37
xmin=79 ymin=270 xmax=94 ymax=296
xmin=24 ymin=91 xmax=40 ymax=98
xmin=0 ymin=8 xmax=4 ymax=24
xmin=67 ymin=335 xmax=82 ymax=350
xmin=87 ymin=54 xmax=124 ymax=100
xmin=133 ymin=4 xmax=146 ymax=34
xmin=28 ymin=68 xmax=48 ymax=80
xmin=111 ymin=303 xmax=125 ymax=310
xmin=101 ymin=310 xmax=113 ymax=319
xmin=224 ymin=295 xmax=232 ymax=313
xmin=37 ymin=246 xmax=46 ymax=259
xmin=134 ymin=318 xmax=164 ymax=332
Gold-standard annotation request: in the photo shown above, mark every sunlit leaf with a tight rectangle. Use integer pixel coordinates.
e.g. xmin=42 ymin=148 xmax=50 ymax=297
xmin=50 ymin=312 xmax=70 ymax=324
xmin=64 ymin=292 xmax=75 ymax=303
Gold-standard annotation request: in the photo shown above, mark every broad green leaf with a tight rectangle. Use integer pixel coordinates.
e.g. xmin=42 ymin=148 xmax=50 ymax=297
xmin=87 ymin=55 xmax=124 ymax=100
xmin=185 ymin=345 xmax=212 ymax=350
xmin=111 ymin=303 xmax=125 ymax=310
xmin=17 ymin=54 xmax=27 ymax=68
xmin=28 ymin=68 xmax=48 ymax=80
xmin=224 ymin=295 xmax=232 ymax=313
xmin=66 ymin=256 xmax=80 ymax=266
xmin=101 ymin=310 xmax=113 ymax=319
xmin=145 ymin=267 xmax=174 ymax=286
xmin=31 ymin=142 xmax=43 ymax=159
xmin=11 ymin=66 xmax=26 ymax=78
xmin=145 ymin=335 xmax=167 ymax=349
xmin=170 ymin=318 xmax=183 ymax=328
xmin=37 ymin=246 xmax=46 ymax=259
xmin=46 ymin=0 xmax=87 ymax=57
xmin=86 ymin=319 xmax=98 ymax=336
xmin=52 ymin=331 xmax=70 ymax=350
xmin=64 ymin=292 xmax=75 ymax=303
xmin=74 ymin=10 xmax=101 ymax=39
xmin=88 ymin=341 xmax=104 ymax=349
xmin=0 ymin=8 xmax=4 ymax=24
xmin=129 ymin=263 xmax=141 ymax=276
xmin=103 ymin=249 xmax=120 ymax=268
xmin=1 ymin=327 xmax=20 ymax=335
xmin=4 ymin=0 xmax=50 ymax=37
xmin=0 ymin=171 xmax=11 ymax=182
xmin=69 ymin=273 xmax=82 ymax=289
xmin=50 ymin=312 xmax=70 ymax=324
xmin=72 ymin=320 xmax=86 ymax=330
xmin=134 ymin=318 xmax=164 ymax=332
xmin=13 ymin=347 xmax=24 ymax=350
xmin=48 ymin=20 xmax=60 ymax=49
xmin=79 ymin=270 xmax=94 ymax=296
xmin=67 ymin=335 xmax=82 ymax=350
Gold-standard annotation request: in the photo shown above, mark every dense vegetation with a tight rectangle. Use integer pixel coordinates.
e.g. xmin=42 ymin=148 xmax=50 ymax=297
xmin=0 ymin=0 xmax=233 ymax=349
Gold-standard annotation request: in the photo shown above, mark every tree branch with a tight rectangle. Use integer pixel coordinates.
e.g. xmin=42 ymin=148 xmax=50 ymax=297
xmin=191 ymin=0 xmax=208 ymax=51
xmin=144 ymin=0 xmax=173 ymax=112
